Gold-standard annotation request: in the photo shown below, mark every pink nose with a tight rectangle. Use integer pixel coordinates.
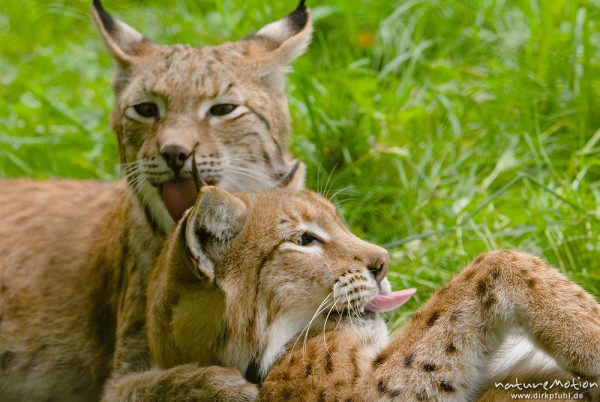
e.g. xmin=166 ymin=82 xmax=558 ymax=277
xmin=368 ymin=252 xmax=390 ymax=283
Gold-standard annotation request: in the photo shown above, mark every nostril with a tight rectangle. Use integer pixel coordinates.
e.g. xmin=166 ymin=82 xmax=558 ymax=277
xmin=161 ymin=144 xmax=191 ymax=172
xmin=368 ymin=253 xmax=390 ymax=283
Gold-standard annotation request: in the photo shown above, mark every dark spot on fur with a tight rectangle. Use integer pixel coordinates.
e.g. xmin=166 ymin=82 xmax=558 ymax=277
xmin=527 ymin=278 xmax=537 ymax=288
xmin=490 ymin=268 xmax=500 ymax=279
xmin=334 ymin=380 xmax=346 ymax=389
xmin=373 ymin=352 xmax=386 ymax=368
xmin=281 ymin=388 xmax=292 ymax=399
xmin=427 ymin=311 xmax=440 ymax=326
xmin=577 ymin=292 xmax=585 ymax=299
xmin=404 ymin=353 xmax=414 ymax=367
xmin=440 ymin=381 xmax=456 ymax=392
xmin=318 ymin=391 xmax=326 ymax=402
xmin=1 ymin=351 xmax=15 ymax=369
xmin=446 ymin=343 xmax=457 ymax=354
xmin=378 ymin=380 xmax=387 ymax=393
xmin=483 ymin=295 xmax=496 ymax=309
xmin=389 ymin=388 xmax=401 ymax=397
xmin=474 ymin=255 xmax=485 ymax=264
xmin=423 ymin=363 xmax=436 ymax=372
xmin=477 ymin=280 xmax=488 ymax=296
xmin=350 ymin=346 xmax=360 ymax=384
xmin=450 ymin=310 xmax=461 ymax=322
xmin=416 ymin=390 xmax=429 ymax=400
xmin=304 ymin=363 xmax=313 ymax=378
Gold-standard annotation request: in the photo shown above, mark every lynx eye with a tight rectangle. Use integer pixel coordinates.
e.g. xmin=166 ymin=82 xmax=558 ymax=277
xmin=133 ymin=102 xmax=159 ymax=118
xmin=292 ymin=232 xmax=321 ymax=247
xmin=209 ymin=104 xmax=238 ymax=116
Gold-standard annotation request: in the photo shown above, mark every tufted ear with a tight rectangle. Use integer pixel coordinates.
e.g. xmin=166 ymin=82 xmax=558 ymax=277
xmin=183 ymin=187 xmax=248 ymax=282
xmin=91 ymin=0 xmax=153 ymax=66
xmin=246 ymin=1 xmax=313 ymax=89
xmin=282 ymin=160 xmax=306 ymax=191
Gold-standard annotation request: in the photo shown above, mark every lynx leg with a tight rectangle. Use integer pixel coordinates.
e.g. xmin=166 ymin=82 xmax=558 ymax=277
xmin=356 ymin=250 xmax=600 ymax=401
xmin=102 ymin=364 xmax=258 ymax=402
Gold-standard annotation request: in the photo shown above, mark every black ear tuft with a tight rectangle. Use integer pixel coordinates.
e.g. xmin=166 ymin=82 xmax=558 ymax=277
xmin=289 ymin=0 xmax=309 ymax=33
xmin=280 ymin=160 xmax=301 ymax=186
xmin=92 ymin=0 xmax=116 ymax=33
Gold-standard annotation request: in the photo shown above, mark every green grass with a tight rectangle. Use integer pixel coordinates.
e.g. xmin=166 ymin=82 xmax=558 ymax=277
xmin=1 ymin=0 xmax=599 ymax=329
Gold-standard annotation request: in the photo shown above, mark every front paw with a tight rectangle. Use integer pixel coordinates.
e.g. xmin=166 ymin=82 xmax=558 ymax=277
xmin=102 ymin=364 xmax=258 ymax=402
xmin=197 ymin=366 xmax=258 ymax=402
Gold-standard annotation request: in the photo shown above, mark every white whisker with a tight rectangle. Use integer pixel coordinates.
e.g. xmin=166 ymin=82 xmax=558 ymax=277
xmin=286 ymin=292 xmax=332 ymax=365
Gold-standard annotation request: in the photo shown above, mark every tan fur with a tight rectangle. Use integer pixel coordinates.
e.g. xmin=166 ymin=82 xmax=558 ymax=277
xmin=0 ymin=2 xmax=312 ymax=401
xmin=146 ymin=183 xmax=600 ymax=401
xmin=147 ymin=179 xmax=391 ymax=398
xmin=261 ymin=250 xmax=600 ymax=401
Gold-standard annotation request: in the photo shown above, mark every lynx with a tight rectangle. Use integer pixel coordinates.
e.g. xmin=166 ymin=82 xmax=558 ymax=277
xmin=147 ymin=171 xmax=600 ymax=401
xmin=0 ymin=1 xmax=311 ymax=401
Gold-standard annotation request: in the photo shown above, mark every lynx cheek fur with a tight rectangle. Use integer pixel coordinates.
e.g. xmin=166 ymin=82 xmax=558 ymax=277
xmin=0 ymin=1 xmax=311 ymax=401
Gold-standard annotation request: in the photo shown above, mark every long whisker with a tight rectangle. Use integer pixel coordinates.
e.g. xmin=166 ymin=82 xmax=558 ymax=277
xmin=223 ymin=166 xmax=278 ymax=188
xmin=286 ymin=293 xmax=333 ymax=364
xmin=329 ymin=185 xmax=354 ymax=203
xmin=224 ymin=166 xmax=277 ymax=182
xmin=299 ymin=294 xmax=334 ymax=365
xmin=321 ymin=293 xmax=342 ymax=359
xmin=222 ymin=158 xmax=278 ymax=176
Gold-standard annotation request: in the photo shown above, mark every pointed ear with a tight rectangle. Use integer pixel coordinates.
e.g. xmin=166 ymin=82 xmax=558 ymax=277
xmin=183 ymin=187 xmax=248 ymax=282
xmin=91 ymin=0 xmax=149 ymax=65
xmin=281 ymin=160 xmax=306 ymax=191
xmin=246 ymin=1 xmax=313 ymax=89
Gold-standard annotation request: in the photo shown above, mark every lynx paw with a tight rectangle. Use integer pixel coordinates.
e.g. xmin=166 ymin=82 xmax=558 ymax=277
xmin=197 ymin=366 xmax=259 ymax=402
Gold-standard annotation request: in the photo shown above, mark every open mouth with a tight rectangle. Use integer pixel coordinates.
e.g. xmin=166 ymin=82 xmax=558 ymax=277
xmin=364 ymin=288 xmax=416 ymax=313
xmin=161 ymin=178 xmax=199 ymax=221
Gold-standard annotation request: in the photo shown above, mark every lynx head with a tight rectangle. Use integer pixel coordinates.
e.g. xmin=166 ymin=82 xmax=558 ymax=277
xmin=91 ymin=0 xmax=312 ymax=232
xmin=147 ymin=165 xmax=415 ymax=383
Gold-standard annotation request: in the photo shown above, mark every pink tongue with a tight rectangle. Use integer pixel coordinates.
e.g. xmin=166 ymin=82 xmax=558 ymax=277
xmin=365 ymin=288 xmax=417 ymax=313
xmin=161 ymin=179 xmax=199 ymax=221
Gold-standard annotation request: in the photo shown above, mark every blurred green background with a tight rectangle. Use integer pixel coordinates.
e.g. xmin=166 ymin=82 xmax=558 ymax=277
xmin=1 ymin=0 xmax=599 ymax=327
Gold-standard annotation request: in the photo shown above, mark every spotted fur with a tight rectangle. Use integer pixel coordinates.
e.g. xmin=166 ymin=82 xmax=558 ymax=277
xmin=147 ymin=168 xmax=392 ymax=400
xmin=0 ymin=1 xmax=312 ymax=401
xmin=261 ymin=250 xmax=600 ymax=401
